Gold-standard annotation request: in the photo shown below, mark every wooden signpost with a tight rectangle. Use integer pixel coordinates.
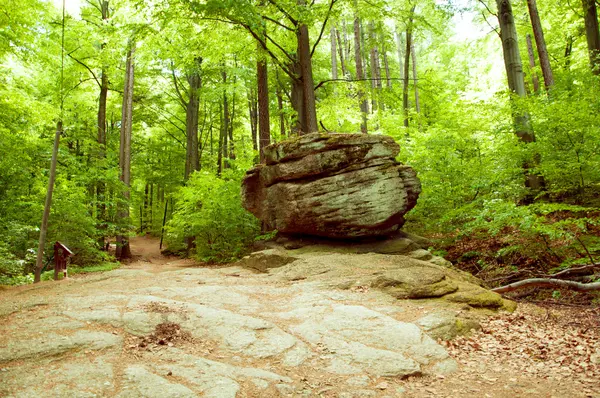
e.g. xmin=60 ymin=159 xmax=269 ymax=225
xmin=54 ymin=242 xmax=73 ymax=280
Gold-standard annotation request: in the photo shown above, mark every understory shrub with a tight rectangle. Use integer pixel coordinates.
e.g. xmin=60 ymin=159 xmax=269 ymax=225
xmin=166 ymin=170 xmax=260 ymax=262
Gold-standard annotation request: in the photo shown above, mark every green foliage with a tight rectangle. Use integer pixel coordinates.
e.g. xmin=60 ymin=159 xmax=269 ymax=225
xmin=166 ymin=171 xmax=260 ymax=263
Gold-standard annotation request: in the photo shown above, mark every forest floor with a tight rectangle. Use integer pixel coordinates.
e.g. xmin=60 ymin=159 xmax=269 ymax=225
xmin=0 ymin=236 xmax=598 ymax=398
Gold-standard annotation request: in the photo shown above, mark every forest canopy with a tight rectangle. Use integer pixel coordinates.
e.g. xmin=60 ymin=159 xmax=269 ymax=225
xmin=0 ymin=0 xmax=599 ymax=292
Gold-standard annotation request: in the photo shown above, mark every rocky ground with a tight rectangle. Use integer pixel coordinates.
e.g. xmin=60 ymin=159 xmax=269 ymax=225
xmin=0 ymin=237 xmax=598 ymax=398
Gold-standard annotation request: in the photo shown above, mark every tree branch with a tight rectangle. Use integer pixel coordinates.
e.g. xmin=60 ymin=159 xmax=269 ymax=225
xmin=267 ymin=0 xmax=298 ymax=26
xmin=311 ymin=0 xmax=338 ymax=57
xmin=67 ymin=54 xmax=101 ymax=88
xmin=314 ymin=76 xmax=419 ymax=91
xmin=240 ymin=22 xmax=297 ymax=80
xmin=550 ymin=263 xmax=600 ymax=279
xmin=263 ymin=15 xmax=294 ymax=32
xmin=492 ymin=278 xmax=600 ymax=294
xmin=170 ymin=61 xmax=188 ymax=109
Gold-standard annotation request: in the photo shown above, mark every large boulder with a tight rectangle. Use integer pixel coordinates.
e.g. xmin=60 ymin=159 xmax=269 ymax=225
xmin=241 ymin=133 xmax=421 ymax=238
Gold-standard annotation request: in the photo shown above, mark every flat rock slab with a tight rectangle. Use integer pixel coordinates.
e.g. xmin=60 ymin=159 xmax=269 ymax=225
xmin=0 ymin=243 xmax=513 ymax=397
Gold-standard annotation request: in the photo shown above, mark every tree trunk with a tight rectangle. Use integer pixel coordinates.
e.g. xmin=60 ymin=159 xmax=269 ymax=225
xmin=403 ymin=8 xmax=415 ymax=129
xmin=354 ymin=14 xmax=368 ymax=133
xmin=96 ymin=0 xmax=110 ymax=250
xmin=526 ymin=34 xmax=540 ymax=94
xmin=395 ymin=30 xmax=404 ymax=88
xmin=382 ymin=31 xmax=391 ymax=89
xmin=331 ymin=27 xmax=338 ymax=80
xmin=411 ymin=43 xmax=420 ymax=114
xmin=222 ymin=70 xmax=230 ymax=169
xmin=335 ymin=28 xmax=348 ymax=77
xmin=496 ymin=0 xmax=545 ymax=194
xmin=248 ymin=88 xmax=258 ymax=152
xmin=116 ymin=40 xmax=135 ymax=261
xmin=369 ymin=21 xmax=382 ymax=111
xmin=184 ymin=57 xmax=202 ymax=180
xmin=257 ymin=47 xmax=271 ymax=162
xmin=276 ymin=73 xmax=286 ymax=138
xmin=526 ymin=0 xmax=554 ymax=89
xmin=582 ymin=0 xmax=600 ymax=74
xmin=34 ymin=121 xmax=62 ymax=283
xmin=229 ymin=66 xmax=236 ymax=160
xmin=296 ymin=21 xmax=318 ymax=134
xmin=217 ymin=103 xmax=223 ymax=175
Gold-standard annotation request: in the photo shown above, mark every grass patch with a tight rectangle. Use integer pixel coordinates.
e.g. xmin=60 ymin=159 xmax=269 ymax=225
xmin=68 ymin=262 xmax=120 ymax=275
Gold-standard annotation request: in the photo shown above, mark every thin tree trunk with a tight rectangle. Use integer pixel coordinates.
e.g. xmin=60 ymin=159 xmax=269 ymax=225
xmin=217 ymin=103 xmax=223 ymax=175
xmin=296 ymin=19 xmax=318 ymax=134
xmin=354 ymin=12 xmax=368 ymax=133
xmin=331 ymin=27 xmax=338 ymax=80
xmin=581 ymin=0 xmax=600 ymax=74
xmin=395 ymin=30 xmax=404 ymax=88
xmin=184 ymin=57 xmax=202 ymax=180
xmin=382 ymin=31 xmax=391 ymax=89
xmin=526 ymin=34 xmax=540 ymax=94
xmin=248 ymin=88 xmax=258 ymax=152
xmin=335 ymin=28 xmax=348 ymax=77
xmin=496 ymin=0 xmax=545 ymax=193
xmin=526 ymin=0 xmax=554 ymax=89
xmin=411 ymin=43 xmax=420 ymax=114
xmin=34 ymin=121 xmax=62 ymax=283
xmin=257 ymin=45 xmax=271 ymax=162
xmin=116 ymin=40 xmax=135 ymax=260
xmin=229 ymin=64 xmax=236 ymax=160
xmin=403 ymin=7 xmax=415 ymax=129
xmin=276 ymin=75 xmax=286 ymax=138
xmin=369 ymin=21 xmax=382 ymax=111
xmin=222 ymin=70 xmax=230 ymax=169
xmin=96 ymin=0 xmax=110 ymax=250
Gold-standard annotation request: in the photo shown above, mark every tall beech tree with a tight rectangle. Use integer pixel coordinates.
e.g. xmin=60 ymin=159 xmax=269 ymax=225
xmin=526 ymin=0 xmax=554 ymax=90
xmin=495 ymin=0 xmax=545 ymax=192
xmin=581 ymin=0 xmax=600 ymax=74
xmin=116 ymin=39 xmax=135 ymax=260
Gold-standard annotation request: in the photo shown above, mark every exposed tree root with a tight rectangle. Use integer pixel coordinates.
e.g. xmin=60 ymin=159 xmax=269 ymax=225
xmin=492 ymin=278 xmax=600 ymax=294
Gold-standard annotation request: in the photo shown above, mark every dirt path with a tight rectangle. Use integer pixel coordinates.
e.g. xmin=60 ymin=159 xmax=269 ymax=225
xmin=0 ymin=237 xmax=598 ymax=398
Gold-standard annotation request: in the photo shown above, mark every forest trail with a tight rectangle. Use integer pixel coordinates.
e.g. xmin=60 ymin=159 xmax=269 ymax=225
xmin=0 ymin=237 xmax=598 ymax=398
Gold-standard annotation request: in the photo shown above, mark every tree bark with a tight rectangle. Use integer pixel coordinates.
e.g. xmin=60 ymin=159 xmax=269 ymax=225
xmin=217 ymin=103 xmax=223 ymax=175
xmin=581 ymin=0 xmax=600 ymax=74
xmin=96 ymin=0 xmax=109 ymax=250
xmin=526 ymin=0 xmax=554 ymax=89
xmin=116 ymin=40 xmax=135 ymax=260
xmin=369 ymin=21 xmax=382 ymax=111
xmin=331 ymin=27 xmax=338 ymax=80
xmin=354 ymin=13 xmax=368 ymax=133
xmin=222 ymin=70 xmax=230 ymax=170
xmin=403 ymin=7 xmax=415 ymax=129
xmin=526 ymin=34 xmax=540 ymax=94
xmin=34 ymin=121 xmax=62 ymax=283
xmin=492 ymin=278 xmax=600 ymax=294
xmin=411 ymin=43 xmax=420 ymax=114
xmin=184 ymin=57 xmax=202 ymax=180
xmin=296 ymin=20 xmax=318 ymax=134
xmin=496 ymin=0 xmax=545 ymax=194
xmin=335 ymin=28 xmax=348 ymax=77
xmin=257 ymin=46 xmax=271 ymax=163
xmin=395 ymin=30 xmax=404 ymax=88
xmin=248 ymin=88 xmax=258 ymax=152
xmin=276 ymin=69 xmax=286 ymax=138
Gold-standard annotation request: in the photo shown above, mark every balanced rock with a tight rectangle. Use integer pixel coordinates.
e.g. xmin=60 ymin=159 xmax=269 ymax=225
xmin=241 ymin=133 xmax=421 ymax=238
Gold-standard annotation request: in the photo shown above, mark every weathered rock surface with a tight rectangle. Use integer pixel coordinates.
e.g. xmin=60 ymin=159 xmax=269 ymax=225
xmin=0 ymin=237 xmax=516 ymax=398
xmin=242 ymin=133 xmax=421 ymax=238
